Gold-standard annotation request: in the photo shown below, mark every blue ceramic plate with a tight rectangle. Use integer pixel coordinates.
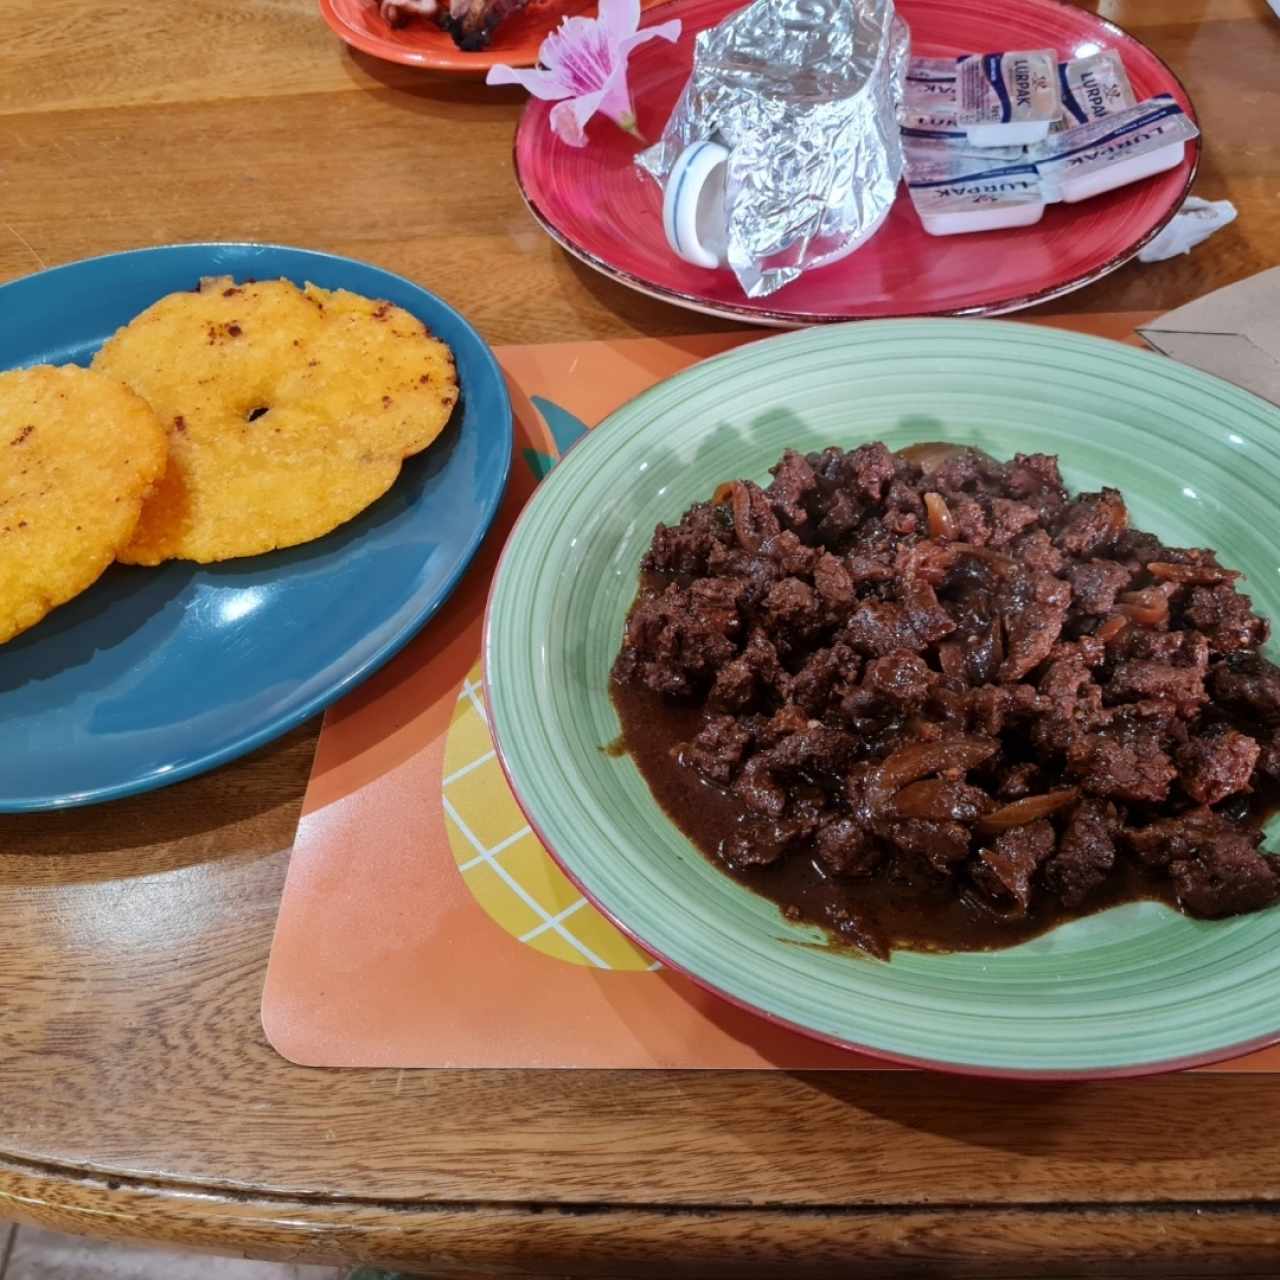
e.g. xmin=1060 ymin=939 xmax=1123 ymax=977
xmin=0 ymin=244 xmax=511 ymax=811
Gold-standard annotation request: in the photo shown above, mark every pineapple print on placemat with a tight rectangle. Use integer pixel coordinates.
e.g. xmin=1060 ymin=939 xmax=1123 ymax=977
xmin=442 ymin=664 xmax=656 ymax=971
xmin=441 ymin=394 xmax=657 ymax=973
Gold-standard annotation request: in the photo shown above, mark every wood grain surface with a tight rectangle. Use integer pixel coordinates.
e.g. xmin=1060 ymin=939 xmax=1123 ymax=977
xmin=3 ymin=0 xmax=1280 ymax=1275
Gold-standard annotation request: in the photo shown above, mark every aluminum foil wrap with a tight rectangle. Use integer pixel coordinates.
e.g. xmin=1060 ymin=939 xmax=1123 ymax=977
xmin=637 ymin=0 xmax=909 ymax=298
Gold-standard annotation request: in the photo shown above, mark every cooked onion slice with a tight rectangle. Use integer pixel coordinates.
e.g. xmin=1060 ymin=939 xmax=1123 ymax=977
xmin=977 ymin=789 xmax=1080 ymax=833
xmin=1147 ymin=560 xmax=1240 ymax=585
xmin=923 ymin=491 xmax=956 ymax=541
xmin=1117 ymin=588 xmax=1169 ymax=626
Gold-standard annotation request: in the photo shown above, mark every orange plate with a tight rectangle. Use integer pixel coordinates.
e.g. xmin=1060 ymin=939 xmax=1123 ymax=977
xmin=321 ymin=0 xmax=640 ymax=70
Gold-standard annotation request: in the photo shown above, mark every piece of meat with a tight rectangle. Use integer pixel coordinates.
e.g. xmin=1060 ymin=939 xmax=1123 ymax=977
xmin=897 ymin=538 xmax=957 ymax=587
xmin=767 ymin=449 xmax=817 ymax=530
xmin=987 ymin=497 xmax=1040 ymax=547
xmin=733 ymin=756 xmax=787 ymax=818
xmin=679 ymin=716 xmax=754 ymax=785
xmin=926 ymin=446 xmax=1005 ymax=496
xmin=1210 ymin=653 xmax=1280 ymax=721
xmin=1125 ymin=808 xmax=1228 ymax=869
xmin=1114 ymin=627 xmax=1209 ymax=671
xmin=1066 ymin=732 xmax=1177 ymax=804
xmin=901 ymin=580 xmax=957 ymax=647
xmin=845 ymin=442 xmax=897 ymax=503
xmin=815 ymin=817 xmax=883 ymax=877
xmin=758 ymin=703 xmax=812 ymax=746
xmin=1004 ymin=452 xmax=1067 ymax=509
xmin=1000 ymin=604 xmax=1067 ymax=683
xmin=972 ymin=820 xmax=1056 ymax=913
xmin=788 ymin=643 xmax=859 ymax=717
xmin=881 ymin=818 xmax=972 ymax=873
xmin=885 ymin=478 xmax=924 ymax=535
xmin=965 ymin=683 xmax=1038 ymax=736
xmin=1111 ymin=527 xmax=1167 ymax=574
xmin=950 ymin=497 xmax=991 ymax=545
xmin=1042 ymin=800 xmax=1117 ymax=907
xmin=380 ymin=0 xmax=437 ymax=25
xmin=1038 ymin=654 xmax=1102 ymax=721
xmin=862 ymin=652 xmax=933 ymax=710
xmin=813 ymin=552 xmax=854 ymax=608
xmin=1185 ymin=582 xmax=1269 ymax=653
xmin=843 ymin=517 xmax=899 ymax=579
xmin=1106 ymin=660 xmax=1207 ymax=716
xmin=763 ymin=725 xmax=856 ymax=782
xmin=1171 ymin=832 xmax=1280 ymax=918
xmin=1053 ymin=488 xmax=1127 ymax=557
xmin=721 ymin=815 xmax=816 ymax=870
xmin=842 ymin=600 xmax=927 ymax=656
xmin=643 ymin=501 xmax=733 ymax=576
xmin=614 ymin=582 xmax=739 ymax=697
xmin=438 ymin=0 xmax=533 ymax=49
xmin=708 ymin=655 xmax=757 ymax=712
xmin=997 ymin=762 xmax=1042 ymax=800
xmin=763 ymin=576 xmax=820 ymax=635
xmin=998 ymin=567 xmax=1071 ymax=683
xmin=766 ymin=529 xmax=817 ymax=578
xmin=1255 ymin=727 xmax=1280 ymax=783
xmin=1029 ymin=655 xmax=1111 ymax=752
xmin=1010 ymin=527 xmax=1065 ymax=576
xmin=1176 ymin=727 xmax=1260 ymax=806
xmin=813 ymin=488 xmax=860 ymax=546
xmin=1066 ymin=559 xmax=1132 ymax=616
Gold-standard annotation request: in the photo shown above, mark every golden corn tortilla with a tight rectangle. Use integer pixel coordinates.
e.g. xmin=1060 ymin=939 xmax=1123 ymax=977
xmin=93 ymin=277 xmax=459 ymax=564
xmin=0 ymin=364 xmax=167 ymax=644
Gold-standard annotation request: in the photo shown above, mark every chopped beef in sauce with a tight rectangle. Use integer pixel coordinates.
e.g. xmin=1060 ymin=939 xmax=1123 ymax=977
xmin=611 ymin=443 xmax=1280 ymax=958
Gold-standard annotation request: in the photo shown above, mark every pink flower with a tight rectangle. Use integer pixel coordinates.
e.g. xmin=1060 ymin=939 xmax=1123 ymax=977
xmin=486 ymin=0 xmax=681 ymax=147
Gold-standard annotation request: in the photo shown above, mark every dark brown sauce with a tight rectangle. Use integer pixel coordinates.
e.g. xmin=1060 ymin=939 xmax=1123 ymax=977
xmin=610 ymin=681 xmax=1193 ymax=957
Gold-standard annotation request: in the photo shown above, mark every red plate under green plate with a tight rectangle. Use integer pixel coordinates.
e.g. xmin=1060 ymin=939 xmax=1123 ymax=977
xmin=513 ymin=0 xmax=1198 ymax=323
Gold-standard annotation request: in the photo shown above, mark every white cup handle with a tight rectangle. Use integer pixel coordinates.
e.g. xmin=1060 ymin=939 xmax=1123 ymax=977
xmin=662 ymin=141 xmax=730 ymax=270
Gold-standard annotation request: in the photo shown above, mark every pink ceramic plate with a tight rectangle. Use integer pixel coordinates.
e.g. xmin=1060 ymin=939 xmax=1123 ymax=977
xmin=513 ymin=0 xmax=1198 ymax=324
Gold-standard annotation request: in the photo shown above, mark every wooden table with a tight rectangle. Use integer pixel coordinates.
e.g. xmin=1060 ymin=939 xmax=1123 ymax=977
xmin=3 ymin=2 xmax=1280 ymax=1276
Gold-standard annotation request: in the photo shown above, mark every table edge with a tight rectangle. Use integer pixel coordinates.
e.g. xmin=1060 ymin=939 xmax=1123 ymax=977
xmin=3 ymin=1154 xmax=1280 ymax=1273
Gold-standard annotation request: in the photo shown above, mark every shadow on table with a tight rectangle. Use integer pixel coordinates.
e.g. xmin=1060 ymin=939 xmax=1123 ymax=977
xmin=341 ymin=45 xmax=523 ymax=106
xmin=680 ymin=980 xmax=1275 ymax=1164
xmin=788 ymin=1065 xmax=1277 ymax=1162
xmin=0 ymin=722 xmax=314 ymax=876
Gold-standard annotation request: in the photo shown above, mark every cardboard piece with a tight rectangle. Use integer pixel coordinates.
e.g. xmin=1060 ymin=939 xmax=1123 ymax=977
xmin=1138 ymin=267 xmax=1280 ymax=406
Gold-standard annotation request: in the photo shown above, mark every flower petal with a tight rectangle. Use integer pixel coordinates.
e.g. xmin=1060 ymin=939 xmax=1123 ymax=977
xmin=540 ymin=16 xmax=612 ymax=94
xmin=615 ymin=17 xmax=681 ymax=56
xmin=486 ymin=64 xmax=575 ymax=98
xmin=595 ymin=0 xmax=640 ymax=43
xmin=549 ymin=86 xmax=607 ymax=147
xmin=595 ymin=63 xmax=634 ymax=126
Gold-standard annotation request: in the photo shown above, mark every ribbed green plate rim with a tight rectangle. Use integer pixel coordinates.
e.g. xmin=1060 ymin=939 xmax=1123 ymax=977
xmin=485 ymin=319 xmax=1280 ymax=1078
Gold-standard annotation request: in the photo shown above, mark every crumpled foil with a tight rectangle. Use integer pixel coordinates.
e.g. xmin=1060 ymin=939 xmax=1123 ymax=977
xmin=637 ymin=0 xmax=909 ymax=298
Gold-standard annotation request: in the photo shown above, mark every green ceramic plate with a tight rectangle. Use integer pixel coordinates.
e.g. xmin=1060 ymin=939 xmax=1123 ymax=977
xmin=485 ymin=319 xmax=1280 ymax=1078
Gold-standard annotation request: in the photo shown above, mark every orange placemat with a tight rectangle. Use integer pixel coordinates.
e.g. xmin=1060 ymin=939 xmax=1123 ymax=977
xmin=262 ymin=315 xmax=1280 ymax=1071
